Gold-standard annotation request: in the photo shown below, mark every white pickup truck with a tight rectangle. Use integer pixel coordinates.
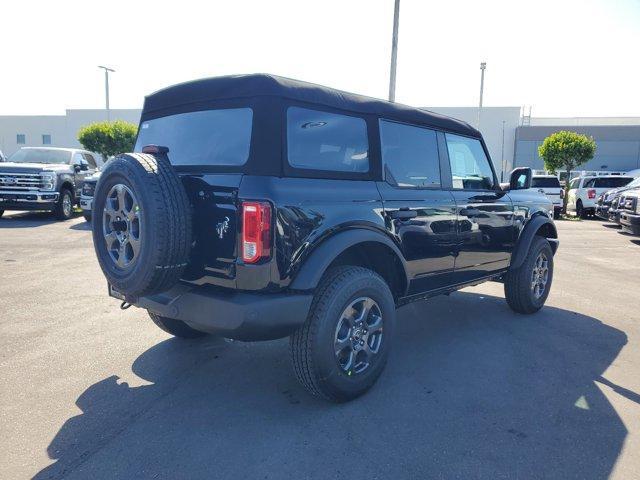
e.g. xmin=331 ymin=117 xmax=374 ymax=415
xmin=567 ymin=175 xmax=634 ymax=218
xmin=530 ymin=175 xmax=563 ymax=218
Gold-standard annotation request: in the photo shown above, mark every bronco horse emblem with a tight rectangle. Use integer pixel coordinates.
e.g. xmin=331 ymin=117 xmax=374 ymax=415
xmin=216 ymin=216 xmax=230 ymax=239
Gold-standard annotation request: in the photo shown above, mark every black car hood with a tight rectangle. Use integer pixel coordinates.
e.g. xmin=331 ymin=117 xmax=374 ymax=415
xmin=0 ymin=162 xmax=73 ymax=174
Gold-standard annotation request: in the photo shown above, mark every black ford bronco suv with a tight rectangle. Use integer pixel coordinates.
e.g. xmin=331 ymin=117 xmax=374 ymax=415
xmin=92 ymin=74 xmax=558 ymax=402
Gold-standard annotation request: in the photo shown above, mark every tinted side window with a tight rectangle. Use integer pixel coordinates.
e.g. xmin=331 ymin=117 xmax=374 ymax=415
xmin=287 ymin=107 xmax=369 ymax=173
xmin=379 ymin=120 xmax=440 ymax=188
xmin=531 ymin=177 xmax=561 ymax=188
xmin=445 ymin=134 xmax=495 ymax=190
xmin=569 ymin=178 xmax=581 ymax=190
xmin=82 ymin=153 xmax=97 ymax=169
xmin=584 ymin=178 xmax=596 ymax=188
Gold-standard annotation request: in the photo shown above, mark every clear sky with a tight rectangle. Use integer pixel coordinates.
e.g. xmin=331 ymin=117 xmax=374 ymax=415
xmin=2 ymin=0 xmax=639 ymax=117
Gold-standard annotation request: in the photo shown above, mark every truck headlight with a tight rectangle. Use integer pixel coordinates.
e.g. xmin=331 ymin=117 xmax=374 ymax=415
xmin=40 ymin=172 xmax=57 ymax=191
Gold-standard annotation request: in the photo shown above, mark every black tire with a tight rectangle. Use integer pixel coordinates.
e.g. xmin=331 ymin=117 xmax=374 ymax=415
xmin=92 ymin=153 xmax=192 ymax=299
xmin=54 ymin=188 xmax=74 ymax=220
xmin=576 ymin=200 xmax=587 ymax=219
xmin=83 ymin=212 xmax=92 ymax=222
xmin=0 ymin=209 xmax=4 ymax=218
xmin=148 ymin=312 xmax=207 ymax=339
xmin=290 ymin=266 xmax=396 ymax=402
xmin=553 ymin=210 xmax=560 ymax=220
xmin=504 ymin=236 xmax=554 ymax=314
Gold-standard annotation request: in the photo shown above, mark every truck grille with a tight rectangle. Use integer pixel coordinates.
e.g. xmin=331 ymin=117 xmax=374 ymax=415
xmin=0 ymin=173 xmax=45 ymax=191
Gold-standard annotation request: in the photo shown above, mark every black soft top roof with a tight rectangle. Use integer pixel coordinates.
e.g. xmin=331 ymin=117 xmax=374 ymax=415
xmin=143 ymin=74 xmax=479 ymax=138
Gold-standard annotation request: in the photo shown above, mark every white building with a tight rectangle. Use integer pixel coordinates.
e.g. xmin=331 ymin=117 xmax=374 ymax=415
xmin=0 ymin=109 xmax=141 ymax=157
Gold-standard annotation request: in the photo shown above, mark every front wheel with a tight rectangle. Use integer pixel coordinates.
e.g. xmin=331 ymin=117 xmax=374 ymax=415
xmin=54 ymin=189 xmax=74 ymax=220
xmin=290 ymin=266 xmax=396 ymax=402
xmin=504 ymin=236 xmax=554 ymax=314
xmin=148 ymin=312 xmax=208 ymax=339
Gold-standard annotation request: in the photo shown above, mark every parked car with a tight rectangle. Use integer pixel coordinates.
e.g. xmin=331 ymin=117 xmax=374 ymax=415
xmin=0 ymin=147 xmax=99 ymax=220
xmin=80 ymin=172 xmax=101 ymax=222
xmin=566 ymin=175 xmax=634 ymax=218
xmin=529 ymin=175 xmax=562 ymax=218
xmin=619 ymin=190 xmax=640 ymax=235
xmin=91 ymin=74 xmax=558 ymax=402
xmin=596 ymin=176 xmax=640 ymax=222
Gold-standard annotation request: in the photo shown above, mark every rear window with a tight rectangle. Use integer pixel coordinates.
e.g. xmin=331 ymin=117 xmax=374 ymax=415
xmin=286 ymin=107 xmax=369 ymax=173
xmin=134 ymin=108 xmax=253 ymax=166
xmin=590 ymin=177 xmax=633 ymax=188
xmin=531 ymin=177 xmax=560 ymax=188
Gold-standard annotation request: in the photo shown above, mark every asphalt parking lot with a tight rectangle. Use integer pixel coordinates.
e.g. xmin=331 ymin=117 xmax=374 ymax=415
xmin=1 ymin=212 xmax=639 ymax=480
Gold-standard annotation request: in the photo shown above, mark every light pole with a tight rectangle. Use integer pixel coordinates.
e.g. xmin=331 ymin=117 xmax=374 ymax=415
xmin=98 ymin=65 xmax=115 ymax=121
xmin=388 ymin=0 xmax=400 ymax=102
xmin=477 ymin=62 xmax=486 ymax=129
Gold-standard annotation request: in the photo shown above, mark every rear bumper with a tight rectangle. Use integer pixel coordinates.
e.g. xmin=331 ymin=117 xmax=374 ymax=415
xmin=119 ymin=283 xmax=313 ymax=341
xmin=619 ymin=212 xmax=640 ymax=235
xmin=0 ymin=190 xmax=58 ymax=211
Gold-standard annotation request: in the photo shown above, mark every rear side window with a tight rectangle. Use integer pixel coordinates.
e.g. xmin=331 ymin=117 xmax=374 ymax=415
xmin=379 ymin=120 xmax=440 ymax=187
xmin=531 ymin=177 xmax=561 ymax=188
xmin=135 ymin=108 xmax=253 ymax=166
xmin=286 ymin=107 xmax=369 ymax=173
xmin=593 ymin=177 xmax=633 ymax=188
xmin=445 ymin=134 xmax=495 ymax=190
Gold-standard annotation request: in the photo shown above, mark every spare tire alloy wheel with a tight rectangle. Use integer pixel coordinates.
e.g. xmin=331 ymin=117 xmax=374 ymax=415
xmin=92 ymin=153 xmax=192 ymax=299
xmin=103 ymin=184 xmax=141 ymax=269
xmin=531 ymin=251 xmax=549 ymax=299
xmin=334 ymin=297 xmax=384 ymax=375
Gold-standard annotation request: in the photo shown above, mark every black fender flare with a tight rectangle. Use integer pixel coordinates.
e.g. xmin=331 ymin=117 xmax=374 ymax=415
xmin=510 ymin=215 xmax=558 ymax=270
xmin=289 ymin=229 xmax=410 ymax=295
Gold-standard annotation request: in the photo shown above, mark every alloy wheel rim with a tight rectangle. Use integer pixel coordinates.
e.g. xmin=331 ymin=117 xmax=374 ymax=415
xmin=62 ymin=194 xmax=72 ymax=217
xmin=102 ymin=184 xmax=142 ymax=269
xmin=334 ymin=297 xmax=384 ymax=375
xmin=531 ymin=252 xmax=549 ymax=299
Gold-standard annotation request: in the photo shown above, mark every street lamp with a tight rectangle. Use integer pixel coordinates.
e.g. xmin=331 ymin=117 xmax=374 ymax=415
xmin=477 ymin=61 xmax=486 ymax=129
xmin=388 ymin=0 xmax=400 ymax=102
xmin=98 ymin=65 xmax=115 ymax=121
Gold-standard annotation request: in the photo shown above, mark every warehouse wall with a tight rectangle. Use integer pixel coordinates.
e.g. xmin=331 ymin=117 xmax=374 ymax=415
xmin=515 ymin=125 xmax=640 ymax=173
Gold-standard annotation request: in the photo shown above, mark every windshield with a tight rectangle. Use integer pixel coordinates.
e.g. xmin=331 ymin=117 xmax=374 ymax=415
xmin=531 ymin=177 xmax=561 ymax=188
xmin=135 ymin=108 xmax=253 ymax=166
xmin=8 ymin=149 xmax=71 ymax=164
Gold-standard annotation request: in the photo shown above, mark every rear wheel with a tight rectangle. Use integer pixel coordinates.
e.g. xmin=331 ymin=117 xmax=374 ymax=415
xmin=148 ymin=312 xmax=207 ymax=339
xmin=0 ymin=209 xmax=4 ymax=218
xmin=504 ymin=236 xmax=554 ymax=314
xmin=54 ymin=188 xmax=74 ymax=220
xmin=576 ymin=200 xmax=587 ymax=219
xmin=290 ymin=266 xmax=396 ymax=402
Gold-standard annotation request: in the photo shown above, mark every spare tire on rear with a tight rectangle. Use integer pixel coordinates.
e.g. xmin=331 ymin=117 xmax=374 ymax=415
xmin=92 ymin=152 xmax=192 ymax=299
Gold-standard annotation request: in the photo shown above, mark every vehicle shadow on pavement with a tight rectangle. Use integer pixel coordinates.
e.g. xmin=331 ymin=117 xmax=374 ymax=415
xmin=0 ymin=210 xmax=81 ymax=228
xmin=0 ymin=211 xmax=60 ymax=228
xmin=34 ymin=292 xmax=631 ymax=480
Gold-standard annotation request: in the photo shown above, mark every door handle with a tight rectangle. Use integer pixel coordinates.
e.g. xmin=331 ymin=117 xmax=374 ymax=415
xmin=388 ymin=208 xmax=417 ymax=220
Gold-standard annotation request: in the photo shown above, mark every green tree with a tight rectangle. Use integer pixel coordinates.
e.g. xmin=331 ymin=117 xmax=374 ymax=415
xmin=538 ymin=130 xmax=596 ymax=213
xmin=78 ymin=120 xmax=138 ymax=162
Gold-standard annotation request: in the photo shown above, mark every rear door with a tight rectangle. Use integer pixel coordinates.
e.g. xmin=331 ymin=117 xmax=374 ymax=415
xmin=134 ymin=107 xmax=254 ymax=286
xmin=377 ymin=120 xmax=457 ymax=294
xmin=443 ymin=133 xmax=515 ymax=282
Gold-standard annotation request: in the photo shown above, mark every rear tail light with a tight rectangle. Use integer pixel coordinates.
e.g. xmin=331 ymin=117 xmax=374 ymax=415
xmin=588 ymin=189 xmax=596 ymax=199
xmin=242 ymin=201 xmax=271 ymax=264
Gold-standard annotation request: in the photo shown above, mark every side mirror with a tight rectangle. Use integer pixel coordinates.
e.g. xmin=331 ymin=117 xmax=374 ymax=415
xmin=509 ymin=167 xmax=532 ymax=190
xmin=80 ymin=163 xmax=89 ymax=171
